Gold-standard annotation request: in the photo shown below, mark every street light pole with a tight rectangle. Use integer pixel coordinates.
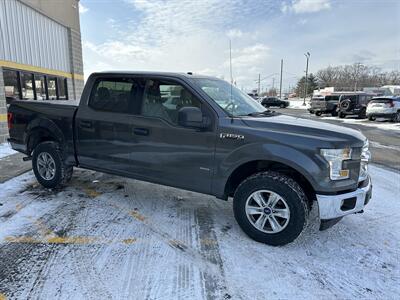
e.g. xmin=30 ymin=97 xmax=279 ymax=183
xmin=303 ymin=52 xmax=310 ymax=106
xmin=279 ymin=59 xmax=283 ymax=99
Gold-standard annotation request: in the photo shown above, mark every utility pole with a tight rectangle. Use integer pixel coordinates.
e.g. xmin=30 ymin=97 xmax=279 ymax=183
xmin=279 ymin=59 xmax=283 ymax=99
xmin=258 ymin=73 xmax=261 ymax=95
xmin=229 ymin=39 xmax=233 ymax=84
xmin=303 ymin=52 xmax=310 ymax=106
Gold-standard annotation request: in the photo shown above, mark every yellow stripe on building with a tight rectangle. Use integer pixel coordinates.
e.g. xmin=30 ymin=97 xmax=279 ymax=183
xmin=0 ymin=114 xmax=7 ymax=122
xmin=0 ymin=60 xmax=84 ymax=81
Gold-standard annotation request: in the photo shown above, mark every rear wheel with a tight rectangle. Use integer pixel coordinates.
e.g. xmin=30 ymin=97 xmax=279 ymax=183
xmin=331 ymin=109 xmax=338 ymax=117
xmin=368 ymin=115 xmax=376 ymax=121
xmin=358 ymin=108 xmax=367 ymax=119
xmin=233 ymin=171 xmax=308 ymax=246
xmin=339 ymin=112 xmax=346 ymax=118
xmin=280 ymin=103 xmax=286 ymax=108
xmin=315 ymin=111 xmax=322 ymax=117
xmin=32 ymin=141 xmax=72 ymax=188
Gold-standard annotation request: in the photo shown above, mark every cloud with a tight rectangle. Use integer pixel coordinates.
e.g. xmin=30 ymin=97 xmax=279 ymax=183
xmin=79 ymin=2 xmax=89 ymax=14
xmin=282 ymin=0 xmax=331 ymax=14
xmin=227 ymin=29 xmax=243 ymax=38
xmin=82 ymin=0 xmax=275 ymax=87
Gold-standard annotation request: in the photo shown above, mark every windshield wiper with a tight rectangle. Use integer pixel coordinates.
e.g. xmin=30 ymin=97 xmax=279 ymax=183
xmin=244 ymin=110 xmax=277 ymax=117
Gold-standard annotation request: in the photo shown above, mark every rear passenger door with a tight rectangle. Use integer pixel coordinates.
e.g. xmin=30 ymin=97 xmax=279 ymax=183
xmin=75 ymin=76 xmax=144 ymax=174
xmin=127 ymin=77 xmax=216 ymax=194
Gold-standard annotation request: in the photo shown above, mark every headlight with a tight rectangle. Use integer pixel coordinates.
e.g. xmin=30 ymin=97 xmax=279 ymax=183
xmin=320 ymin=148 xmax=352 ymax=180
xmin=359 ymin=140 xmax=371 ymax=181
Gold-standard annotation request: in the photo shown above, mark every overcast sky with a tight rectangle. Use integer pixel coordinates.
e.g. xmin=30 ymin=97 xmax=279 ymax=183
xmin=79 ymin=0 xmax=400 ymax=92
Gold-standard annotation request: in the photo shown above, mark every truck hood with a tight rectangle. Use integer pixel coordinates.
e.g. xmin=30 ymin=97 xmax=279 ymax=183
xmin=241 ymin=114 xmax=366 ymax=147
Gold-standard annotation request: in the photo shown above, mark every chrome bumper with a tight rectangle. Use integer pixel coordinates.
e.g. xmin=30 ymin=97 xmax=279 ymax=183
xmin=316 ymin=177 xmax=372 ymax=220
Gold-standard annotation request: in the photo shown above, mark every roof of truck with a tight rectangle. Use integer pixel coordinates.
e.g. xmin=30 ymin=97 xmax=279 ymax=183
xmin=91 ymin=71 xmax=218 ymax=80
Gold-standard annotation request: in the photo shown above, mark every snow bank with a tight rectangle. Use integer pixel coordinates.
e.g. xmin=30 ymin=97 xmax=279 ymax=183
xmin=0 ymin=142 xmax=16 ymax=159
xmin=321 ymin=116 xmax=400 ymax=132
xmin=289 ymin=98 xmax=310 ymax=110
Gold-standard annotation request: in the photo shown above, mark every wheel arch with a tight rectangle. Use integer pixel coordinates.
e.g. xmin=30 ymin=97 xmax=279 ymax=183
xmin=223 ymin=159 xmax=317 ymax=207
xmin=25 ymin=118 xmax=66 ymax=155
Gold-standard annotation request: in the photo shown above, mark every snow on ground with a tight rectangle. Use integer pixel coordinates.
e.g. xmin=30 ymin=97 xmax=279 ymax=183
xmin=321 ymin=116 xmax=400 ymax=132
xmin=289 ymin=98 xmax=310 ymax=110
xmin=0 ymin=165 xmax=399 ymax=299
xmin=0 ymin=143 xmax=16 ymax=160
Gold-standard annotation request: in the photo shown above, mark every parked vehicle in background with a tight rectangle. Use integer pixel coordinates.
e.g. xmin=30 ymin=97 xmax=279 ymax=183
xmin=261 ymin=97 xmax=289 ymax=108
xmin=309 ymin=95 xmax=340 ymax=116
xmin=337 ymin=92 xmax=374 ymax=119
xmin=8 ymin=71 xmax=372 ymax=246
xmin=247 ymin=92 xmax=259 ymax=100
xmin=366 ymin=96 xmax=400 ymax=122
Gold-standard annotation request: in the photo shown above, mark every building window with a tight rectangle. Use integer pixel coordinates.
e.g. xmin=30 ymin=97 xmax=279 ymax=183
xmin=3 ymin=69 xmax=69 ymax=102
xmin=34 ymin=74 xmax=47 ymax=100
xmin=20 ymin=72 xmax=34 ymax=100
xmin=58 ymin=78 xmax=68 ymax=100
xmin=3 ymin=70 xmax=20 ymax=104
xmin=47 ymin=77 xmax=58 ymax=100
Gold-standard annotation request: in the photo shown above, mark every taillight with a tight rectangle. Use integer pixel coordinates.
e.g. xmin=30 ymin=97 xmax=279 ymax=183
xmin=389 ymin=101 xmax=394 ymax=107
xmin=7 ymin=112 xmax=13 ymax=129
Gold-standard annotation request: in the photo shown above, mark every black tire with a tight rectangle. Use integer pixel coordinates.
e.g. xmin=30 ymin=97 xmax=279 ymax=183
xmin=358 ymin=108 xmax=367 ymax=119
xmin=233 ymin=171 xmax=308 ymax=246
xmin=339 ymin=112 xmax=346 ymax=118
xmin=391 ymin=112 xmax=400 ymax=123
xmin=32 ymin=141 xmax=71 ymax=188
xmin=280 ymin=103 xmax=286 ymax=108
xmin=368 ymin=116 xmax=375 ymax=121
xmin=315 ymin=111 xmax=322 ymax=117
xmin=331 ymin=109 xmax=338 ymax=117
xmin=309 ymin=110 xmax=314 ymax=114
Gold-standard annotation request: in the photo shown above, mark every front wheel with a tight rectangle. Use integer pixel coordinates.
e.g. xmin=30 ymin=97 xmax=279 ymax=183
xmin=233 ymin=171 xmax=308 ymax=246
xmin=32 ymin=141 xmax=72 ymax=188
xmin=339 ymin=112 xmax=346 ymax=118
xmin=315 ymin=111 xmax=322 ymax=117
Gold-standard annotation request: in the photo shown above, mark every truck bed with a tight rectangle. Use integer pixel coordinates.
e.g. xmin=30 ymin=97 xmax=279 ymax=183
xmin=7 ymin=100 xmax=79 ymax=164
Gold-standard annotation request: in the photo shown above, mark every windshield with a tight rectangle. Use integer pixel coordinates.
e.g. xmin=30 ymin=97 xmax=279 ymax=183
xmin=193 ymin=78 xmax=265 ymax=116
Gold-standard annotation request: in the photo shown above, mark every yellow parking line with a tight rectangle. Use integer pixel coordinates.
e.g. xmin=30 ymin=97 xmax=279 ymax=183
xmin=129 ymin=210 xmax=146 ymax=222
xmin=0 ymin=292 xmax=7 ymax=300
xmin=4 ymin=236 xmax=137 ymax=245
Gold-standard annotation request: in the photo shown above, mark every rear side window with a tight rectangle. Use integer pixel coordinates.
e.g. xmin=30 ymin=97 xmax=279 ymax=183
xmin=89 ymin=78 xmax=138 ymax=113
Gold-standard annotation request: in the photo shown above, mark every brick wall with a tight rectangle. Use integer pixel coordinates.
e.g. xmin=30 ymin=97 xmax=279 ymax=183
xmin=0 ymin=66 xmax=8 ymax=143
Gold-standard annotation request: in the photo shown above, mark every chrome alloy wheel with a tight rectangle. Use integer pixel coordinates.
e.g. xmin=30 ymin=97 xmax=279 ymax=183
xmin=37 ymin=152 xmax=56 ymax=181
xmin=245 ymin=190 xmax=290 ymax=233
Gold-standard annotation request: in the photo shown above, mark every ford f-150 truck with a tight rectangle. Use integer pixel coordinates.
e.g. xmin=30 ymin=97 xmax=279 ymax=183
xmin=7 ymin=72 xmax=372 ymax=246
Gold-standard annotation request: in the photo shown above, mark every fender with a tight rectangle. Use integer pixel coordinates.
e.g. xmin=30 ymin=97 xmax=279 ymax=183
xmin=24 ymin=117 xmax=66 ymax=151
xmin=212 ymin=142 xmax=324 ymax=199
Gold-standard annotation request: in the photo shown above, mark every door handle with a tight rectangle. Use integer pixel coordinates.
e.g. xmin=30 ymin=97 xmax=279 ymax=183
xmin=133 ymin=128 xmax=149 ymax=136
xmin=79 ymin=120 xmax=93 ymax=129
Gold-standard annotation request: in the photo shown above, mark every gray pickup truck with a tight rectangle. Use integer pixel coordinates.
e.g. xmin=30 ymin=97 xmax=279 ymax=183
xmin=7 ymin=72 xmax=372 ymax=246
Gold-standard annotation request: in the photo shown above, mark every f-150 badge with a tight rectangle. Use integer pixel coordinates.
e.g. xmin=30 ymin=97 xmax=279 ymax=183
xmin=220 ymin=133 xmax=245 ymax=140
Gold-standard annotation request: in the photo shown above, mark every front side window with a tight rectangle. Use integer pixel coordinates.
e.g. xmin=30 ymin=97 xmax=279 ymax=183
xmin=20 ymin=72 xmax=34 ymax=100
xmin=3 ymin=69 xmax=20 ymax=104
xmin=194 ymin=78 xmax=265 ymax=116
xmin=89 ymin=78 xmax=136 ymax=113
xmin=141 ymin=79 xmax=201 ymax=125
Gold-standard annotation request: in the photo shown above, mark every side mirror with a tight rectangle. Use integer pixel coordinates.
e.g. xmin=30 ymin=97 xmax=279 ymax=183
xmin=178 ymin=107 xmax=205 ymax=129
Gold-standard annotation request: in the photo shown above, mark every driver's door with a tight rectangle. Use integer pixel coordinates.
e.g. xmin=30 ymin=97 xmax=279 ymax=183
xmin=127 ymin=78 xmax=216 ymax=194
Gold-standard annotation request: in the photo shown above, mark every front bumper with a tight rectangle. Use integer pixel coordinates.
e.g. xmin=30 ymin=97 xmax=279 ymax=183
xmin=367 ymin=112 xmax=396 ymax=119
xmin=316 ymin=176 xmax=372 ymax=221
